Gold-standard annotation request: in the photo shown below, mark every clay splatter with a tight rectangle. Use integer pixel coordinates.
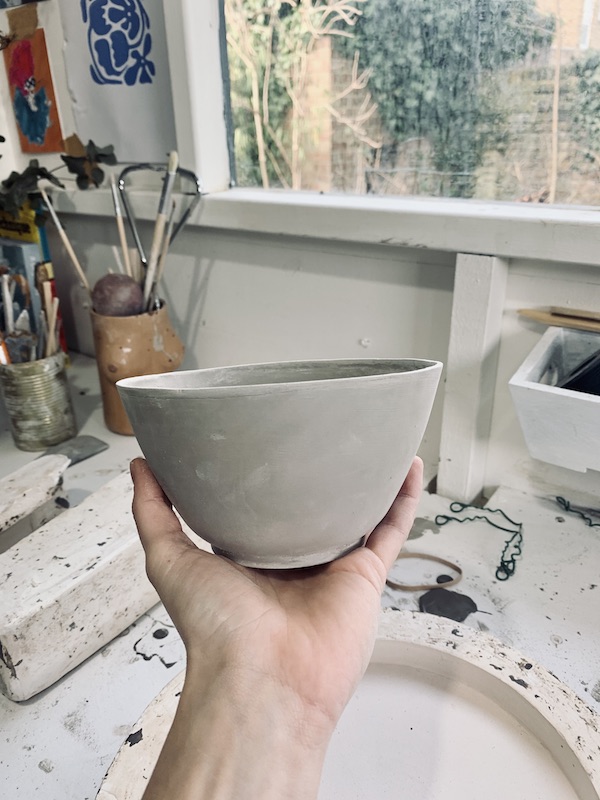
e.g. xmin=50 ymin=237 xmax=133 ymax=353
xmin=126 ymin=728 xmax=143 ymax=746
xmin=418 ymin=588 xmax=478 ymax=622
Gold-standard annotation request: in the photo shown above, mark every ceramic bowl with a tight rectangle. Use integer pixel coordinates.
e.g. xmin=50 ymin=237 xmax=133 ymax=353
xmin=118 ymin=358 xmax=442 ymax=568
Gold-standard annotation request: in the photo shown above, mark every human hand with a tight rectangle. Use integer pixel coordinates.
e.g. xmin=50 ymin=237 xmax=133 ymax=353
xmin=130 ymin=456 xmax=423 ymax=799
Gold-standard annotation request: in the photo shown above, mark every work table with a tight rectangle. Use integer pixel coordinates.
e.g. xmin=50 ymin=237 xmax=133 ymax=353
xmin=0 ymin=354 xmax=598 ymax=799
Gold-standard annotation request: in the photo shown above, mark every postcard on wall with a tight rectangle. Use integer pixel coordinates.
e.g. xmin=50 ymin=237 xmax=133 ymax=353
xmin=58 ymin=0 xmax=177 ymax=163
xmin=3 ymin=27 xmax=64 ymax=153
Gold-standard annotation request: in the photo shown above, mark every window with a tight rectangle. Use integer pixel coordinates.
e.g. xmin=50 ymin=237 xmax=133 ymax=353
xmin=223 ymin=0 xmax=600 ymax=206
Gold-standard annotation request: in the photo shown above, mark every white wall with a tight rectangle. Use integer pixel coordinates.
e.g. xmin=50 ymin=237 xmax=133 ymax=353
xmin=48 ymin=217 xmax=455 ymax=483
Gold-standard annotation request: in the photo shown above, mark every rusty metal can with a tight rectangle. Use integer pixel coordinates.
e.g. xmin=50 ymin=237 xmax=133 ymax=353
xmin=0 ymin=352 xmax=77 ymax=451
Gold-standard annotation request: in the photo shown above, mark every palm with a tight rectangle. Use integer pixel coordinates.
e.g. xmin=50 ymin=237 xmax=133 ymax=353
xmin=131 ymin=457 xmax=422 ymax=724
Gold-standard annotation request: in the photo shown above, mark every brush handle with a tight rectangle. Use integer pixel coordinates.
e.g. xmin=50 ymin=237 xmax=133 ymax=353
xmin=40 ymin=189 xmax=91 ymax=293
xmin=143 ymin=213 xmax=167 ymax=307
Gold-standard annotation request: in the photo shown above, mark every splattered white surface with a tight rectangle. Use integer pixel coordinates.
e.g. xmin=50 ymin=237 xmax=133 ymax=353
xmin=0 ymin=355 xmax=599 ymax=798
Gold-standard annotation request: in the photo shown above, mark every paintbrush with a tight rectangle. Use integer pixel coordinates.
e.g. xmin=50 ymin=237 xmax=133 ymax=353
xmin=39 ymin=188 xmax=91 ymax=294
xmin=109 ymin=174 xmax=132 ymax=278
xmin=150 ymin=199 xmax=177 ymax=307
xmin=143 ymin=151 xmax=179 ymax=309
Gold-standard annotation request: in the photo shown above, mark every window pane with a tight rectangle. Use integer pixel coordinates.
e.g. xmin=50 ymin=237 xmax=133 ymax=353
xmin=224 ymin=0 xmax=600 ymax=205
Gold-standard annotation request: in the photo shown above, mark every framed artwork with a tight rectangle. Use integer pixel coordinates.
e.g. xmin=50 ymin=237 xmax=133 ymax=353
xmin=3 ymin=28 xmax=64 ymax=153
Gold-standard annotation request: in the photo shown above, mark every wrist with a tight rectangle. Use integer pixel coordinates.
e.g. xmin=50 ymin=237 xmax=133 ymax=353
xmin=142 ymin=662 xmax=332 ymax=800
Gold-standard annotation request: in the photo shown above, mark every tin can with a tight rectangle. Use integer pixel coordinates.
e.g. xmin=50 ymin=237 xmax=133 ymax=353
xmin=0 ymin=352 xmax=77 ymax=451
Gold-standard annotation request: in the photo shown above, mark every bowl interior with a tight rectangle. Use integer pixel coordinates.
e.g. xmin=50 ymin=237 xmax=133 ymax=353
xmin=118 ymin=358 xmax=440 ymax=392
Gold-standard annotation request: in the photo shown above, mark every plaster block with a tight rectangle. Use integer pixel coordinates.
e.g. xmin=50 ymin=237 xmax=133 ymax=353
xmin=0 ymin=471 xmax=159 ymax=702
xmin=509 ymin=326 xmax=600 ymax=472
xmin=0 ymin=454 xmax=70 ymax=554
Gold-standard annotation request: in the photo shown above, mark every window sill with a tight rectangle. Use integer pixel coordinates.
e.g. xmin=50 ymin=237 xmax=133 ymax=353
xmin=53 ymin=186 xmax=600 ymax=266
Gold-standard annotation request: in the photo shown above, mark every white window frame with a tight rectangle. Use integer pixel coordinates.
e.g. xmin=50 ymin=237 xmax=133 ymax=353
xmin=50 ymin=0 xmax=600 ymax=502
xmin=149 ymin=0 xmax=600 ymax=269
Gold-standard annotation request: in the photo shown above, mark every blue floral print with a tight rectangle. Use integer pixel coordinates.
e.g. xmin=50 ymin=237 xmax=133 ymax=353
xmin=80 ymin=0 xmax=155 ymax=86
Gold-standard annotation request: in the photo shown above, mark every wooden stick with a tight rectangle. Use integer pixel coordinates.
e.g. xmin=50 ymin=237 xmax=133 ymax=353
xmin=42 ymin=282 xmax=55 ymax=356
xmin=45 ymin=296 xmax=59 ymax=358
xmin=143 ymin=151 xmax=178 ymax=309
xmin=39 ymin=189 xmax=91 ymax=293
xmin=153 ymin=200 xmax=177 ymax=300
xmin=518 ymin=308 xmax=600 ymax=334
xmin=110 ymin=175 xmax=132 ymax=278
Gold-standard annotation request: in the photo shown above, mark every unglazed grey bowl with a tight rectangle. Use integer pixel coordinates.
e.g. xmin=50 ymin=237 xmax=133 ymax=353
xmin=118 ymin=359 xmax=442 ymax=569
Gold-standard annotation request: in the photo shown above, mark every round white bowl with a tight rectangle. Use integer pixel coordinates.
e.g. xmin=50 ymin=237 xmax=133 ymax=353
xmin=118 ymin=358 xmax=442 ymax=568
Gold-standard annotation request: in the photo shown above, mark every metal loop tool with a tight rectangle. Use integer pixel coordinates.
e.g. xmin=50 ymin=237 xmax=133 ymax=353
xmin=117 ymin=162 xmax=202 ymax=271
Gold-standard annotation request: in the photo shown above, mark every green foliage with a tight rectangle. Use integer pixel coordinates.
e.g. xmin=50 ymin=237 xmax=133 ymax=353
xmin=341 ymin=0 xmax=554 ymax=196
xmin=571 ymin=52 xmax=600 ymax=164
xmin=226 ymin=0 xmax=365 ymax=188
xmin=227 ymin=1 xmax=291 ymax=186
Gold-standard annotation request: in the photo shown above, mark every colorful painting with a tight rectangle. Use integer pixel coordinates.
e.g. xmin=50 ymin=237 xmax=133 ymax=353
xmin=3 ymin=29 xmax=64 ymax=153
xmin=81 ymin=0 xmax=156 ymax=86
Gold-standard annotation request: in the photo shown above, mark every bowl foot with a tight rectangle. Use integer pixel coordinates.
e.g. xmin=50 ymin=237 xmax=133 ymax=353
xmin=211 ymin=536 xmax=366 ymax=570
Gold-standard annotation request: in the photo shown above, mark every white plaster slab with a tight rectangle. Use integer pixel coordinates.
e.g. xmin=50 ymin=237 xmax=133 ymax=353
xmin=0 ymin=454 xmax=70 ymax=553
xmin=0 ymin=471 xmax=159 ymax=702
xmin=96 ymin=611 xmax=600 ymax=800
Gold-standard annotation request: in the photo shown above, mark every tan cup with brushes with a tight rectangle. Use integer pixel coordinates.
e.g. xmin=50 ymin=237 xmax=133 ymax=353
xmin=91 ymin=302 xmax=184 ymax=435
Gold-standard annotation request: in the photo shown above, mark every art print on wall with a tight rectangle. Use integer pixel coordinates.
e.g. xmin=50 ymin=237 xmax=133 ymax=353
xmin=3 ymin=28 xmax=64 ymax=153
xmin=82 ymin=0 xmax=156 ymax=86
xmin=59 ymin=0 xmax=175 ymax=162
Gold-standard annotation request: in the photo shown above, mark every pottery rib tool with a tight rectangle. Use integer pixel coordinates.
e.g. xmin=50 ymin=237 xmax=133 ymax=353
xmin=143 ymin=151 xmax=179 ymax=309
xmin=39 ymin=188 xmax=91 ymax=294
xmin=518 ymin=307 xmax=600 ymax=334
xmin=109 ymin=175 xmax=132 ymax=278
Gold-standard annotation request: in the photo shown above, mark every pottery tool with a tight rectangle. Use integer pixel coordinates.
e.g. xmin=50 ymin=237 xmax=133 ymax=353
xmin=1 ymin=273 xmax=14 ymax=333
xmin=39 ymin=434 xmax=109 ymax=466
xmin=518 ymin=307 xmax=600 ymax=334
xmin=143 ymin=150 xmax=179 ymax=309
xmin=150 ymin=199 xmax=177 ymax=307
xmin=39 ymin=189 xmax=91 ymax=294
xmin=118 ymin=162 xmax=202 ymax=271
xmin=44 ymin=295 xmax=59 ymax=358
xmin=109 ymin=175 xmax=132 ymax=278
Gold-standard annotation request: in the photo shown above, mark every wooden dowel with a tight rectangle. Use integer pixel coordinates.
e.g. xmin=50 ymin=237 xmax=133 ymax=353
xmin=39 ymin=189 xmax=91 ymax=293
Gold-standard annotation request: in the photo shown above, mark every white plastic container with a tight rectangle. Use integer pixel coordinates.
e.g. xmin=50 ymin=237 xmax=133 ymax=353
xmin=509 ymin=326 xmax=600 ymax=472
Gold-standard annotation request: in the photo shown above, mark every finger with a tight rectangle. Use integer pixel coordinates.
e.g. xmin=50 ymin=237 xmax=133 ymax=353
xmin=130 ymin=458 xmax=185 ymax=557
xmin=365 ymin=456 xmax=423 ymax=572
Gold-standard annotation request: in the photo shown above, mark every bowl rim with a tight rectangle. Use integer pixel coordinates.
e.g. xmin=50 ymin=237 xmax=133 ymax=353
xmin=117 ymin=357 xmax=443 ymax=397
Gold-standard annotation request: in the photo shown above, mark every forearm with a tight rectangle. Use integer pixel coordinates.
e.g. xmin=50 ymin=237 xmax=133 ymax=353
xmin=142 ymin=664 xmax=332 ymax=800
